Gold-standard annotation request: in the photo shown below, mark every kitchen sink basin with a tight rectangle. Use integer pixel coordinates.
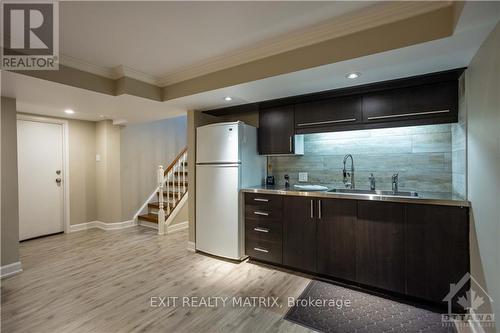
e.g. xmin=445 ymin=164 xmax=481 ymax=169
xmin=328 ymin=188 xmax=419 ymax=197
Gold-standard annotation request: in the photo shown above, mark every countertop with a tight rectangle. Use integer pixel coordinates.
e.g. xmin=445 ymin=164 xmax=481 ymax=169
xmin=241 ymin=185 xmax=470 ymax=207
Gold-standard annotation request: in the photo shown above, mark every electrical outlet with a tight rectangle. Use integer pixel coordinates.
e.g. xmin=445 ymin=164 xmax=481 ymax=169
xmin=298 ymin=172 xmax=308 ymax=182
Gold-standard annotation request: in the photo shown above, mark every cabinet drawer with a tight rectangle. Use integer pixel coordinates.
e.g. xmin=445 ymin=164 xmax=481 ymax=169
xmin=245 ymin=239 xmax=282 ymax=264
xmin=245 ymin=219 xmax=282 ymax=243
xmin=245 ymin=205 xmax=282 ymax=220
xmin=245 ymin=193 xmax=283 ymax=209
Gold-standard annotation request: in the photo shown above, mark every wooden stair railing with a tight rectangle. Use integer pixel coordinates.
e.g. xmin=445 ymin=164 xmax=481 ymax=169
xmin=138 ymin=147 xmax=188 ymax=234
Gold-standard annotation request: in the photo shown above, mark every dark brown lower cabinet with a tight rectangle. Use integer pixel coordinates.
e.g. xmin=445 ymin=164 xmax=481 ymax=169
xmin=283 ymin=196 xmax=317 ymax=272
xmin=245 ymin=193 xmax=469 ymax=308
xmin=406 ymin=204 xmax=469 ymax=303
xmin=356 ymin=201 xmax=406 ymax=294
xmin=317 ymin=198 xmax=356 ymax=281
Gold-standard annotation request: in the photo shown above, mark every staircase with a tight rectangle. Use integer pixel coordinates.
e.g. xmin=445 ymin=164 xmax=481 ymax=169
xmin=138 ymin=148 xmax=188 ymax=234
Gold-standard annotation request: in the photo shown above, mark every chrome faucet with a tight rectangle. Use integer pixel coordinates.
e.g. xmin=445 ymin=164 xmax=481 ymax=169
xmin=342 ymin=154 xmax=355 ymax=189
xmin=369 ymin=173 xmax=376 ymax=190
xmin=392 ymin=173 xmax=399 ymax=193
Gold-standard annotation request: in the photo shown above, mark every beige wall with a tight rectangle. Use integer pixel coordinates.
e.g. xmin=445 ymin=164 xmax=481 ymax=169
xmin=171 ymin=198 xmax=188 ymax=225
xmin=1 ymin=97 xmax=20 ymax=266
xmin=68 ymin=120 xmax=97 ymax=225
xmin=96 ymin=120 xmax=122 ymax=223
xmin=120 ymin=116 xmax=187 ymax=220
xmin=466 ymin=22 xmax=500 ymax=332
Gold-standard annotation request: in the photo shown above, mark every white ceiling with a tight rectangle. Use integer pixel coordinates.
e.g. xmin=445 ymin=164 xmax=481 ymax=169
xmin=168 ymin=2 xmax=500 ymax=110
xmin=0 ymin=71 xmax=185 ymax=123
xmin=59 ymin=1 xmax=373 ymax=79
xmin=1 ymin=1 xmax=499 ymax=124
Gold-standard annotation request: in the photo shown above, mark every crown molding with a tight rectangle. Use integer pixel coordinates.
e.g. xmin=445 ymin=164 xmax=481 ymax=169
xmin=59 ymin=55 xmax=162 ymax=85
xmin=59 ymin=54 xmax=118 ymax=79
xmin=59 ymin=1 xmax=453 ymax=88
xmin=156 ymin=1 xmax=452 ymax=86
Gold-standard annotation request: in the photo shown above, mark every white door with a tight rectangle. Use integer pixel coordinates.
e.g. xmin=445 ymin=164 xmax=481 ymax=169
xmin=196 ymin=164 xmax=241 ymax=260
xmin=196 ymin=122 xmax=240 ymax=163
xmin=17 ymin=120 xmax=64 ymax=240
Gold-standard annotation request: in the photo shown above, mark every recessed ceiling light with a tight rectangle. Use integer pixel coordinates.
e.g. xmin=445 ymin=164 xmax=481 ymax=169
xmin=345 ymin=72 xmax=361 ymax=79
xmin=224 ymin=96 xmax=233 ymax=101
xmin=64 ymin=109 xmax=75 ymax=114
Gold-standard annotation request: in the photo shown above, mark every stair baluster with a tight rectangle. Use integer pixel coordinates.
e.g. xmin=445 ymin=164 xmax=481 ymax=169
xmin=138 ymin=148 xmax=188 ymax=234
xmin=157 ymin=165 xmax=166 ymax=235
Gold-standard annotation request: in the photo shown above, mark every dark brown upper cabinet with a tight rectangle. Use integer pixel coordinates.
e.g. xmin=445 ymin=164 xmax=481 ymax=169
xmin=363 ymin=81 xmax=458 ymax=125
xmin=258 ymin=105 xmax=296 ymax=155
xmin=295 ymin=95 xmax=362 ymax=134
xmin=203 ymin=69 xmax=464 ymax=154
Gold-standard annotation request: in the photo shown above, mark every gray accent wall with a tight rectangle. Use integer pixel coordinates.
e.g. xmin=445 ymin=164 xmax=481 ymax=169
xmin=1 ymin=97 xmax=20 ymax=266
xmin=269 ymin=124 xmax=457 ymax=198
xmin=120 ymin=116 xmax=187 ymax=221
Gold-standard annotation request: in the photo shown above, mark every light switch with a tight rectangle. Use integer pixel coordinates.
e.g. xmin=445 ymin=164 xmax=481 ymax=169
xmin=96 ymin=154 xmax=101 ymax=162
xmin=298 ymin=172 xmax=308 ymax=182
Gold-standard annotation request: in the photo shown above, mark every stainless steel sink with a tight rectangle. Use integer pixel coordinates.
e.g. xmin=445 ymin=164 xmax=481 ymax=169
xmin=328 ymin=188 xmax=419 ymax=197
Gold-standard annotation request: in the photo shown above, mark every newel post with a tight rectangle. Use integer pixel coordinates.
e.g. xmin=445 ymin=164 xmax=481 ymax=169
xmin=157 ymin=165 xmax=166 ymax=235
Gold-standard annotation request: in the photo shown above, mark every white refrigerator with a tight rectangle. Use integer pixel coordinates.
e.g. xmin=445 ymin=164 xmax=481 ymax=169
xmin=196 ymin=121 xmax=265 ymax=260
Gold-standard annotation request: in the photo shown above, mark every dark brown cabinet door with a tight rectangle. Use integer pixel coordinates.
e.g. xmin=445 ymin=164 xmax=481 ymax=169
xmin=363 ymin=81 xmax=458 ymax=124
xmin=356 ymin=201 xmax=406 ymax=293
xmin=295 ymin=96 xmax=362 ymax=134
xmin=406 ymin=204 xmax=469 ymax=303
xmin=317 ymin=199 xmax=356 ymax=281
xmin=258 ymin=105 xmax=295 ymax=155
xmin=283 ymin=196 xmax=317 ymax=272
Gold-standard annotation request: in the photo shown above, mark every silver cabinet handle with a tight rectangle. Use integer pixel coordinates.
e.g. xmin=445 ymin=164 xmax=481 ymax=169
xmin=367 ymin=110 xmax=449 ymax=120
xmin=254 ymin=247 xmax=269 ymax=253
xmin=254 ymin=198 xmax=269 ymax=202
xmin=318 ymin=200 xmax=322 ymax=220
xmin=254 ymin=211 xmax=269 ymax=216
xmin=254 ymin=227 xmax=269 ymax=233
xmin=289 ymin=136 xmax=293 ymax=153
xmin=297 ymin=118 xmax=357 ymax=127
xmin=310 ymin=200 xmax=314 ymax=219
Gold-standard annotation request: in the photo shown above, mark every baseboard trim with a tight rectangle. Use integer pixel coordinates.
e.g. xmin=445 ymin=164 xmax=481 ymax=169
xmin=138 ymin=220 xmax=158 ymax=230
xmin=137 ymin=221 xmax=188 ymax=234
xmin=1 ymin=261 xmax=23 ymax=279
xmin=168 ymin=221 xmax=188 ymax=234
xmin=187 ymin=241 xmax=196 ymax=252
xmin=69 ymin=220 xmax=136 ymax=232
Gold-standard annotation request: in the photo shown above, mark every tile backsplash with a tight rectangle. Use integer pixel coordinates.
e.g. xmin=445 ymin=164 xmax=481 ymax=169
xmin=268 ymin=124 xmax=459 ymax=198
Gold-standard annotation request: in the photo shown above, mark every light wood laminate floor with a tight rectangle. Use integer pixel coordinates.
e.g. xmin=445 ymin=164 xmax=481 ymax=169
xmin=1 ymin=227 xmax=313 ymax=333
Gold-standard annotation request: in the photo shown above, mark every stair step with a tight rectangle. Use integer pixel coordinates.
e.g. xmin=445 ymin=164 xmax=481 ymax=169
xmin=158 ymin=191 xmax=182 ymax=197
xmin=168 ymin=181 xmax=188 ymax=186
xmin=138 ymin=213 xmax=159 ymax=223
xmin=148 ymin=202 xmax=175 ymax=210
